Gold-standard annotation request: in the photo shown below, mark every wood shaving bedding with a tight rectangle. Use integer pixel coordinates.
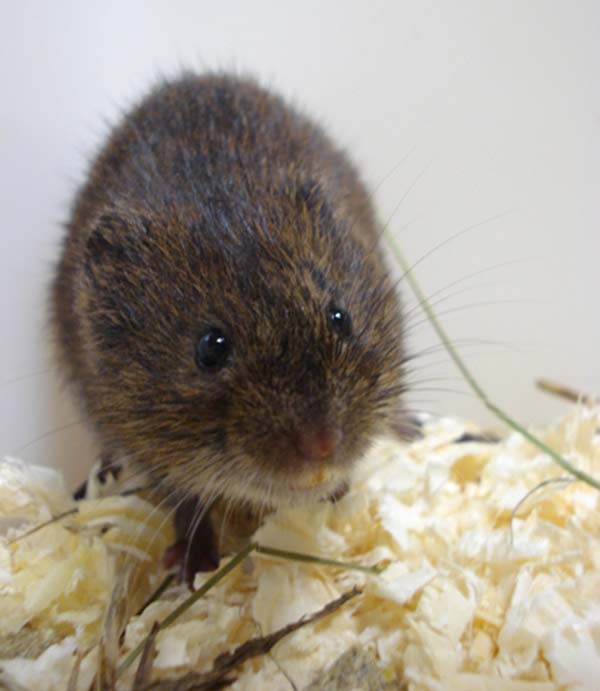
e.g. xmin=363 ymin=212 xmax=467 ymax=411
xmin=0 ymin=406 xmax=598 ymax=690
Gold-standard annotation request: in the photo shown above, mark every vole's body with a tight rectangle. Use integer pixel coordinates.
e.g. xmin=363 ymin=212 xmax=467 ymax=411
xmin=52 ymin=73 xmax=406 ymax=575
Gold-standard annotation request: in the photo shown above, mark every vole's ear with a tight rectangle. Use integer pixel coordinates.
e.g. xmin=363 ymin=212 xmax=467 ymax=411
xmin=84 ymin=210 xmax=151 ymax=275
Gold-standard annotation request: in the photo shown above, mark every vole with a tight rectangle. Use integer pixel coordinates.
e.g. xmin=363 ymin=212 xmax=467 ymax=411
xmin=51 ymin=72 xmax=406 ymax=581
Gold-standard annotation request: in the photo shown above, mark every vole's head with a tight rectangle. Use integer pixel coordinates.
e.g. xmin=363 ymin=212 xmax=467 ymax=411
xmin=77 ymin=180 xmax=406 ymax=509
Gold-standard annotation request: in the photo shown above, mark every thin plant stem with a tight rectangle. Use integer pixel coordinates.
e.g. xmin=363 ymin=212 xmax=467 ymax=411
xmin=135 ymin=573 xmax=176 ymax=617
xmin=387 ymin=234 xmax=600 ymax=492
xmin=509 ymin=476 xmax=574 ymax=546
xmin=254 ymin=544 xmax=386 ymax=575
xmin=117 ymin=542 xmax=255 ymax=677
xmin=8 ymin=508 xmax=79 ymax=544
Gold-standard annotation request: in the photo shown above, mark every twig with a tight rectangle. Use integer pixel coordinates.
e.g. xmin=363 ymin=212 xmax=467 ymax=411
xmin=536 ymin=378 xmax=599 ymax=405
xmin=137 ymin=587 xmax=362 ymax=690
xmin=136 ymin=573 xmax=176 ymax=617
xmin=133 ymin=622 xmax=160 ymax=688
xmin=66 ymin=653 xmax=82 ymax=691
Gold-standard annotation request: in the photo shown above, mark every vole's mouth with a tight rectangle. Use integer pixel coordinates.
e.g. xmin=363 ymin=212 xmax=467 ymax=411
xmin=269 ymin=465 xmax=350 ymax=507
xmin=289 ymin=462 xmax=333 ymax=490
xmin=221 ymin=459 xmax=350 ymax=509
xmin=254 ymin=436 xmax=369 ymax=507
xmin=212 ymin=436 xmax=365 ymax=509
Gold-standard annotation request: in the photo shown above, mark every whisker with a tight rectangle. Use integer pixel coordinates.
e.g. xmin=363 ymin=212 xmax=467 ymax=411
xmin=402 ymin=279 xmax=526 ymax=326
xmin=401 ymin=256 xmax=539 ymax=321
xmin=404 ymin=298 xmax=544 ymax=335
xmin=11 ymin=419 xmax=85 ymax=455
xmin=136 ymin=493 xmax=181 ymax=567
xmin=348 ymin=147 xmax=417 ymax=258
xmin=372 ymin=160 xmax=434 ymax=252
xmin=403 ymin=337 xmax=521 ymax=362
xmin=407 ymin=386 xmax=474 ymax=399
xmin=0 ymin=366 xmax=57 ymax=386
xmin=391 ymin=208 xmax=516 ymax=289
xmin=404 ymin=375 xmax=466 ymax=388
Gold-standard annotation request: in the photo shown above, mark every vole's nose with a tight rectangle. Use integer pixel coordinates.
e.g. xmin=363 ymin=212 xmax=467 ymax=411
xmin=294 ymin=426 xmax=343 ymax=462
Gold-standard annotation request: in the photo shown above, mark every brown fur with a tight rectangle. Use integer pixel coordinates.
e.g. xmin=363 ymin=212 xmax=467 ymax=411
xmin=51 ymin=72 xmax=406 ymax=531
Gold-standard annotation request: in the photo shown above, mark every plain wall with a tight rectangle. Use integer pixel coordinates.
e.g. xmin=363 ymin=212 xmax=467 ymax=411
xmin=1 ymin=0 xmax=599 ymax=486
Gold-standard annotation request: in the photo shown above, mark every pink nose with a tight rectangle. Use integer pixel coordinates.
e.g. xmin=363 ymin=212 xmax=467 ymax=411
xmin=295 ymin=427 xmax=343 ymax=462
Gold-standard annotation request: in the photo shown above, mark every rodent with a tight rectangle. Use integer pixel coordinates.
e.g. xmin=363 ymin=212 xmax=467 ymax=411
xmin=51 ymin=72 xmax=406 ymax=579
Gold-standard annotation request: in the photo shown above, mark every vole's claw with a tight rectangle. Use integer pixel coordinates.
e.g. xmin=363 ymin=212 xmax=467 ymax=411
xmin=327 ymin=480 xmax=349 ymax=503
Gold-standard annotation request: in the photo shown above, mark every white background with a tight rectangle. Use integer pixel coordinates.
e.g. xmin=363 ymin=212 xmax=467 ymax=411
xmin=1 ymin=1 xmax=598 ymax=486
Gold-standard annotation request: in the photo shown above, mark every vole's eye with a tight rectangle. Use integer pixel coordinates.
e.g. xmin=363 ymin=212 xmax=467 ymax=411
xmin=195 ymin=328 xmax=230 ymax=371
xmin=328 ymin=306 xmax=352 ymax=338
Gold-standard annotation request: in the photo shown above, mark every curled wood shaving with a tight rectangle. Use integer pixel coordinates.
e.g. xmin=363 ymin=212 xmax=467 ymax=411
xmin=97 ymin=561 xmax=135 ymax=689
